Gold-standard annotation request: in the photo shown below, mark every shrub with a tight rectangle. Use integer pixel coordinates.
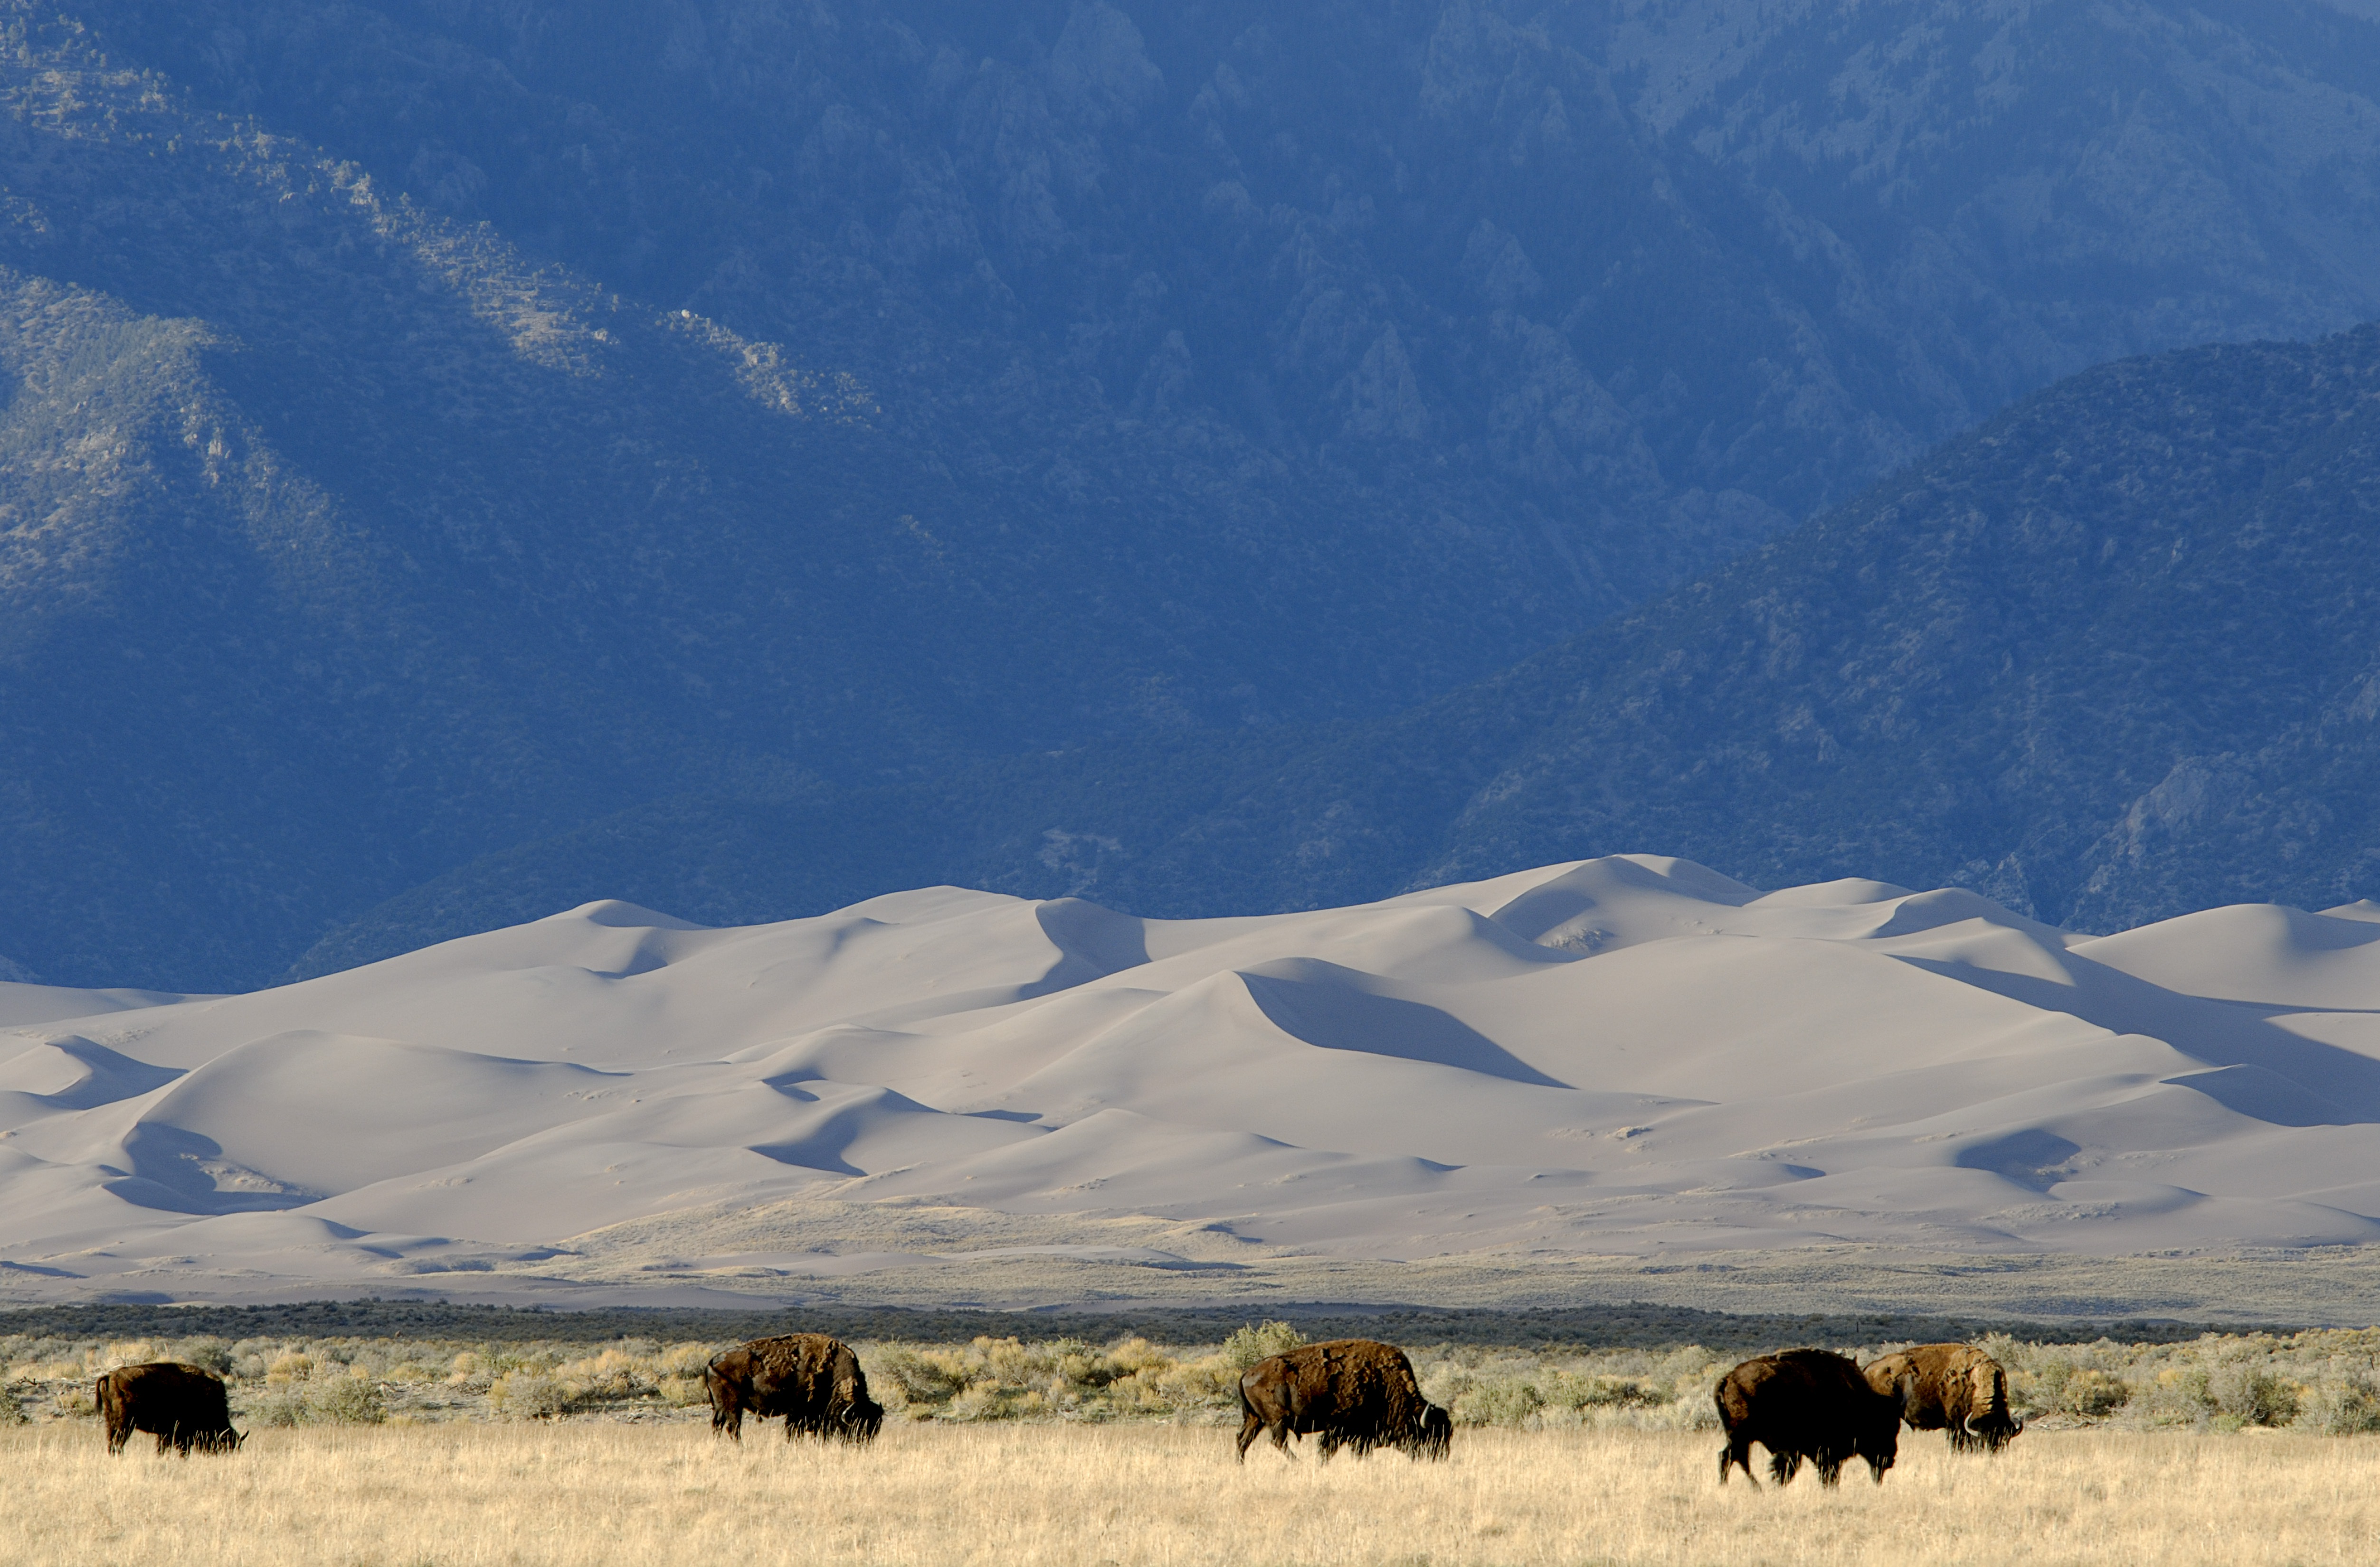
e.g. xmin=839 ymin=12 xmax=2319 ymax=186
xmin=2211 ymin=1366 xmax=2302 ymax=1428
xmin=1574 ymin=1374 xmax=1672 ymax=1409
xmin=488 ymin=1370 xmax=567 ymax=1420
xmin=248 ymin=1388 xmax=309 ymax=1428
xmin=1221 ymin=1322 xmax=1308 ymax=1374
xmin=1454 ymin=1377 xmax=1545 ymax=1428
xmin=656 ymin=1343 xmax=714 ymax=1380
xmin=310 ymin=1376 xmax=387 ymax=1425
xmin=2323 ymin=1377 xmax=2380 ymax=1435
xmin=1148 ymin=1353 xmax=1239 ymax=1405
xmin=556 ymin=1350 xmax=648 ymax=1407
xmin=877 ymin=1346 xmax=968 ymax=1410
xmin=657 ymin=1373 xmax=709 ymax=1408
xmin=2060 ymin=1369 xmax=2133 ymax=1419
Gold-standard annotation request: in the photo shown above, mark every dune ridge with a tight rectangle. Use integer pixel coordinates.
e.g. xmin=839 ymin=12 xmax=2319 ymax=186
xmin=3 ymin=858 xmax=2377 ymax=1305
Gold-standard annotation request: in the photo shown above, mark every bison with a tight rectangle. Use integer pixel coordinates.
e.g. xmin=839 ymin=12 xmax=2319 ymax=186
xmin=1716 ymin=1349 xmax=1908 ymax=1488
xmin=1863 ymin=1343 xmax=2023 ymax=1453
xmin=97 ymin=1362 xmax=243 ymax=1456
xmin=1235 ymin=1339 xmax=1453 ymax=1463
xmin=704 ymin=1334 xmax=883 ymax=1444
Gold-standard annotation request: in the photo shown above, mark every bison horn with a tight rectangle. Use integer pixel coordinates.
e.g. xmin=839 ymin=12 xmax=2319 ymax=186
xmin=1963 ymin=1412 xmax=1980 ymax=1439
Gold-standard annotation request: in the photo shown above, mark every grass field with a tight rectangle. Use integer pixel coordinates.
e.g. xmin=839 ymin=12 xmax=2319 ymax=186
xmin=14 ymin=1421 xmax=2380 ymax=1567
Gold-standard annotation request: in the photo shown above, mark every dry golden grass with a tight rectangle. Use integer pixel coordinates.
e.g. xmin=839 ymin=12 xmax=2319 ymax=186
xmin=11 ymin=1421 xmax=2380 ymax=1567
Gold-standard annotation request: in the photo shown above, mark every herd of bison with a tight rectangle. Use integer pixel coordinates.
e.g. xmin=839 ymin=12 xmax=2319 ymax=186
xmin=90 ymin=1334 xmax=2021 ymax=1489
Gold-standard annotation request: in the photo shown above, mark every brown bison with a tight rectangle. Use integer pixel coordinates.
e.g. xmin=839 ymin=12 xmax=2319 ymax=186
xmin=1863 ymin=1343 xmax=2023 ymax=1453
xmin=1235 ymin=1339 xmax=1453 ymax=1463
xmin=704 ymin=1334 xmax=882 ymax=1444
xmin=97 ymin=1362 xmax=243 ymax=1456
xmin=1716 ymin=1349 xmax=1909 ymax=1488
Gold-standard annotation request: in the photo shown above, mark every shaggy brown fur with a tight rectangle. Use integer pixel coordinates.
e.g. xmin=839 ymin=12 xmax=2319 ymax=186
xmin=1716 ymin=1349 xmax=1908 ymax=1489
xmin=1863 ymin=1344 xmax=2023 ymax=1453
xmin=1236 ymin=1340 xmax=1453 ymax=1463
xmin=704 ymin=1334 xmax=883 ymax=1444
xmin=97 ymin=1363 xmax=243 ymax=1457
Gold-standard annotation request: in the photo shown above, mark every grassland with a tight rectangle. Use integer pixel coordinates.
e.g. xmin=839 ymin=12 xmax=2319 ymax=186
xmin=13 ymin=1320 xmax=2380 ymax=1434
xmin=13 ymin=1421 xmax=2380 ymax=1567
xmin=16 ymin=1318 xmax=2380 ymax=1564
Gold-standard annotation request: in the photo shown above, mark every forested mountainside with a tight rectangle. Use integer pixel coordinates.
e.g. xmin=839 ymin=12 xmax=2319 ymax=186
xmin=307 ymin=323 xmax=2380 ymax=973
xmin=7 ymin=0 xmax=2380 ymax=987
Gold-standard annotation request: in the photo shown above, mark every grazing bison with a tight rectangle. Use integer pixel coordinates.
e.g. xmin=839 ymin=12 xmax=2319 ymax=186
xmin=97 ymin=1363 xmax=243 ymax=1456
xmin=1716 ymin=1349 xmax=1908 ymax=1488
xmin=704 ymin=1334 xmax=882 ymax=1444
xmin=1236 ymin=1339 xmax=1453 ymax=1463
xmin=1863 ymin=1343 xmax=2023 ymax=1453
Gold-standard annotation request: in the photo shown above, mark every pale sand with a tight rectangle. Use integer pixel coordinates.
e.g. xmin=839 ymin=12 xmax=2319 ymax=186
xmin=8 ymin=856 xmax=2380 ymax=1310
xmin=13 ymin=1422 xmax=2379 ymax=1567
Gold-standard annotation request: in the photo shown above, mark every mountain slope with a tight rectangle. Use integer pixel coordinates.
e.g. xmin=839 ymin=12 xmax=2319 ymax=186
xmin=303 ymin=321 xmax=2380 ymax=967
xmin=1410 ymin=326 xmax=2380 ymax=927
xmin=12 ymin=1 xmax=2380 ymax=987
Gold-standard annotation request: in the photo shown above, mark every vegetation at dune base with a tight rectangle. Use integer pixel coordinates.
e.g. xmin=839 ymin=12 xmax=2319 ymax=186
xmin=13 ymin=1320 xmax=2380 ymax=1437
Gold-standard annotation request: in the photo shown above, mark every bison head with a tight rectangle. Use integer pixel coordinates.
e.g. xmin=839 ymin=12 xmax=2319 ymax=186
xmin=1962 ymin=1407 xmax=2023 ymax=1451
xmin=1858 ymin=1375 xmax=1917 ymax=1482
xmin=838 ymin=1394 xmax=885 ymax=1444
xmin=1405 ymin=1401 xmax=1453 ymax=1461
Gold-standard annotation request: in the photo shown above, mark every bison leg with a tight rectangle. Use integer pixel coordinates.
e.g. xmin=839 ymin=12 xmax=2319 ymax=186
xmin=1718 ymin=1434 xmax=1758 ymax=1488
xmin=1235 ymin=1407 xmax=1266 ymax=1463
xmin=100 ymin=1379 xmax=131 ymax=1456
xmin=1814 ymin=1454 xmax=1845 ymax=1488
xmin=704 ymin=1368 xmax=745 ymax=1441
xmin=1768 ymin=1448 xmax=1802 ymax=1487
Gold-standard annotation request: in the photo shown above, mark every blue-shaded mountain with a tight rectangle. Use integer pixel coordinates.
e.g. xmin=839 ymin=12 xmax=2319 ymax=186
xmin=11 ymin=0 xmax=2380 ymax=987
xmin=300 ymin=321 xmax=2380 ymax=973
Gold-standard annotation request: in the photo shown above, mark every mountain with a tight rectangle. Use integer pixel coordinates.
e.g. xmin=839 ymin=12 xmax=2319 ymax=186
xmin=1399 ymin=322 xmax=2380 ymax=930
xmin=10 ymin=0 xmax=2380 ymax=988
xmin=308 ymin=319 xmax=2380 ymax=967
xmin=9 ymin=859 xmax=2380 ymax=1306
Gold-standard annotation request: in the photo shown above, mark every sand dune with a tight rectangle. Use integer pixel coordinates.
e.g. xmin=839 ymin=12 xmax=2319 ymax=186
xmin=3 ymin=858 xmax=2378 ymax=1302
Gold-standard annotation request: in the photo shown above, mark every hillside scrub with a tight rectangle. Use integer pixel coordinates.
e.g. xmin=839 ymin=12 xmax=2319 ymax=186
xmin=12 ymin=1325 xmax=2380 ymax=1435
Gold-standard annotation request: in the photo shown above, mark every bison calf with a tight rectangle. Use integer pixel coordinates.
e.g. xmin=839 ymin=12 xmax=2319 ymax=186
xmin=1236 ymin=1339 xmax=1453 ymax=1463
xmin=1863 ymin=1343 xmax=2023 ymax=1453
xmin=1716 ymin=1349 xmax=1907 ymax=1488
xmin=97 ymin=1363 xmax=243 ymax=1457
xmin=704 ymin=1334 xmax=882 ymax=1444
